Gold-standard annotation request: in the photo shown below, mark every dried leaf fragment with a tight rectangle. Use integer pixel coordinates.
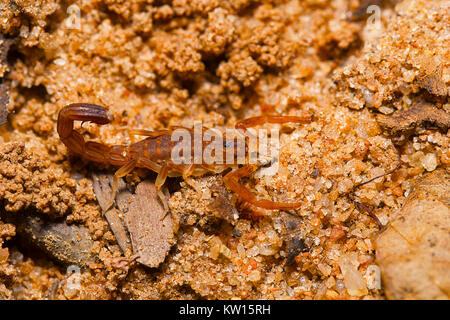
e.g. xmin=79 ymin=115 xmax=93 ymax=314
xmin=377 ymin=102 xmax=450 ymax=136
xmin=104 ymin=209 xmax=132 ymax=253
xmin=92 ymin=173 xmax=174 ymax=268
xmin=92 ymin=173 xmax=132 ymax=253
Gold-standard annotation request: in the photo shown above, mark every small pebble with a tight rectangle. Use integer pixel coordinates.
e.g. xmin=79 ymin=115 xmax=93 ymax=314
xmin=421 ymin=153 xmax=437 ymax=171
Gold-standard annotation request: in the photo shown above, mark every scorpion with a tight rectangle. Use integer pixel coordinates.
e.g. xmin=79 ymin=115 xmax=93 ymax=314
xmin=57 ymin=103 xmax=312 ymax=211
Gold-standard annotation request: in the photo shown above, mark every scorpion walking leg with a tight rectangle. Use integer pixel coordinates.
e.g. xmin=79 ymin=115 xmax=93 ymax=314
xmin=235 ymin=114 xmax=311 ymax=130
xmin=155 ymin=162 xmax=170 ymax=211
xmin=128 ymin=129 xmax=172 ymax=138
xmin=138 ymin=157 xmax=169 ymax=212
xmin=223 ymin=165 xmax=301 ymax=210
xmin=108 ymin=160 xmax=137 ymax=210
xmin=181 ymin=164 xmax=202 ymax=193
xmin=129 ymin=126 xmax=194 ymax=138
xmin=181 ymin=164 xmax=195 ymax=179
xmin=155 ymin=162 xmax=169 ymax=190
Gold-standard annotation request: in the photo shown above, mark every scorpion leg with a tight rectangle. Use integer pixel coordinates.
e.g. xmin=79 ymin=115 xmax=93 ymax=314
xmin=235 ymin=114 xmax=311 ymax=130
xmin=138 ymin=157 xmax=162 ymax=173
xmin=223 ymin=165 xmax=301 ymax=210
xmin=137 ymin=157 xmax=169 ymax=211
xmin=128 ymin=129 xmax=171 ymax=138
xmin=108 ymin=159 xmax=137 ymax=211
xmin=180 ymin=164 xmax=195 ymax=179
xmin=154 ymin=162 xmax=198 ymax=212
xmin=155 ymin=162 xmax=169 ymax=190
xmin=164 ymin=163 xmax=199 ymax=180
xmin=129 ymin=126 xmax=194 ymax=137
xmin=155 ymin=162 xmax=170 ymax=211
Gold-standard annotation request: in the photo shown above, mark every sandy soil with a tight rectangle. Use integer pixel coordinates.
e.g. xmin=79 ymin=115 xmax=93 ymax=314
xmin=0 ymin=0 xmax=448 ymax=299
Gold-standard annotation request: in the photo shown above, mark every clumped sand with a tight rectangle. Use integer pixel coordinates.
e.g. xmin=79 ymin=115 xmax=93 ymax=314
xmin=0 ymin=0 xmax=448 ymax=299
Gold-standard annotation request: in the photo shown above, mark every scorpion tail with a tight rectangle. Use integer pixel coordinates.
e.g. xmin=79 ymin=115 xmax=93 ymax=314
xmin=57 ymin=103 xmax=113 ymax=157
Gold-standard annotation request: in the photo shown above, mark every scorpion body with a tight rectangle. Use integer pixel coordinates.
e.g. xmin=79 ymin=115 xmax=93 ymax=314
xmin=57 ymin=103 xmax=312 ymax=210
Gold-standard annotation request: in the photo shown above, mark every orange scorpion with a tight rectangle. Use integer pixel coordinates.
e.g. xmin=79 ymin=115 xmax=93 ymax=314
xmin=57 ymin=103 xmax=312 ymax=211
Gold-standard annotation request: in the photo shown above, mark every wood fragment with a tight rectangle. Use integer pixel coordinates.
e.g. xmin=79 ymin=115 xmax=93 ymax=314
xmin=105 ymin=209 xmax=132 ymax=252
xmin=0 ymin=34 xmax=13 ymax=65
xmin=92 ymin=173 xmax=132 ymax=252
xmin=92 ymin=172 xmax=174 ymax=268
xmin=377 ymin=102 xmax=450 ymax=136
xmin=0 ymin=34 xmax=13 ymax=126
xmin=91 ymin=173 xmax=126 ymax=212
xmin=0 ymin=83 xmax=7 ymax=126
xmin=117 ymin=180 xmax=174 ymax=268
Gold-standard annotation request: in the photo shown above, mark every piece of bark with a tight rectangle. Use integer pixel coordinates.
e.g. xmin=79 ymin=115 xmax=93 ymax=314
xmin=377 ymin=102 xmax=450 ymax=136
xmin=0 ymin=83 xmax=7 ymax=126
xmin=2 ymin=211 xmax=96 ymax=268
xmin=104 ymin=209 xmax=132 ymax=252
xmin=116 ymin=180 xmax=174 ymax=268
xmin=0 ymin=34 xmax=13 ymax=65
xmin=91 ymin=173 xmax=132 ymax=253
xmin=92 ymin=172 xmax=174 ymax=267
xmin=375 ymin=169 xmax=450 ymax=299
xmin=0 ymin=34 xmax=13 ymax=126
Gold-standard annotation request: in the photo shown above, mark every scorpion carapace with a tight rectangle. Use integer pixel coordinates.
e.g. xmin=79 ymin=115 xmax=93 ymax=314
xmin=57 ymin=103 xmax=312 ymax=211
